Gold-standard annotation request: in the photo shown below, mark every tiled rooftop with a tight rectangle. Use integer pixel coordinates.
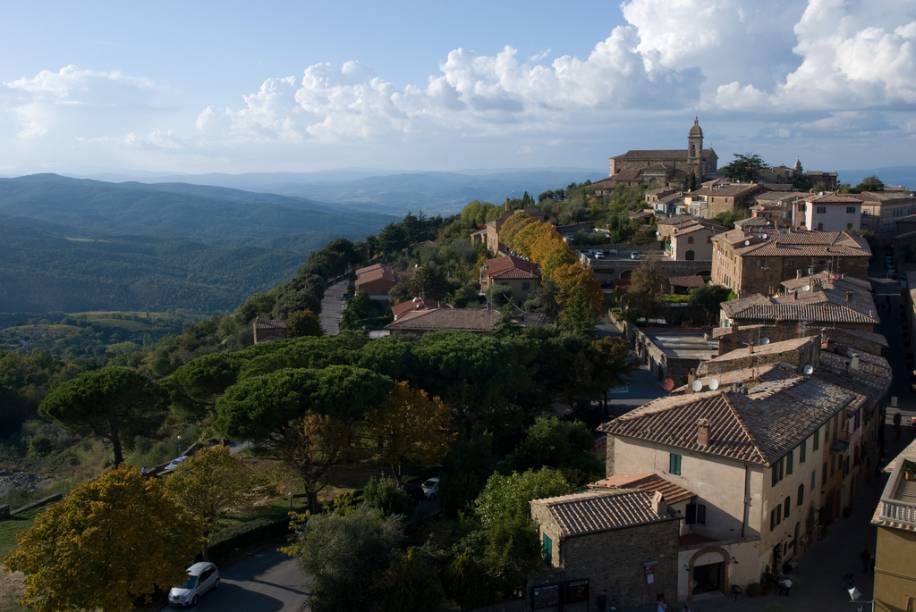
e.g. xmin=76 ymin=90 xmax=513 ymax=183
xmin=713 ymin=228 xmax=871 ymax=258
xmin=484 ymin=254 xmax=540 ymax=280
xmin=589 ymin=473 xmax=695 ymax=505
xmin=531 ymin=489 xmax=673 ymax=537
xmin=384 ymin=307 xmax=501 ymax=332
xmin=600 ymin=374 xmax=865 ymax=466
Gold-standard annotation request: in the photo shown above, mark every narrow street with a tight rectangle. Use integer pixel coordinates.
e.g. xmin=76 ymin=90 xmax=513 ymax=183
xmin=318 ymin=280 xmax=348 ymax=336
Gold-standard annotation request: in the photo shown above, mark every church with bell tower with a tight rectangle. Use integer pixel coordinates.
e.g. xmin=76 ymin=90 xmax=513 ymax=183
xmin=606 ymin=118 xmax=718 ymax=189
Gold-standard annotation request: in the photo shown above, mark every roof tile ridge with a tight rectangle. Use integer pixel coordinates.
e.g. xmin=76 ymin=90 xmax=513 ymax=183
xmin=720 ymin=392 xmax=769 ymax=465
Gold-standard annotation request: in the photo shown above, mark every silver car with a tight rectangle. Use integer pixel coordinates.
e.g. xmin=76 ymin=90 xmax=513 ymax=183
xmin=168 ymin=561 xmax=220 ymax=607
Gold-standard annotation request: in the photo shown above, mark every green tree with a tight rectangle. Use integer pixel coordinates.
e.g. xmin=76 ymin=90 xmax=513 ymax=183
xmin=39 ymin=366 xmax=167 ymax=466
xmin=296 ymin=505 xmax=403 ymax=612
xmin=341 ymin=290 xmax=390 ymax=331
xmin=5 ymin=466 xmax=203 ymax=612
xmin=627 ymin=256 xmax=666 ymax=317
xmin=378 ymin=223 xmax=409 ymax=255
xmin=165 ymin=445 xmax=256 ymax=557
xmin=385 ymin=546 xmax=445 ymax=612
xmin=287 ymin=309 xmax=323 ymax=337
xmin=719 ymin=153 xmax=769 ymax=182
xmin=474 ymin=467 xmax=574 ymax=527
xmin=170 ymin=352 xmax=241 ymax=418
xmin=364 ymin=474 xmax=413 ymax=517
xmin=855 ymin=175 xmax=884 ymax=192
xmin=509 ymin=417 xmax=603 ymax=484
xmin=439 ymin=430 xmax=497 ymax=515
xmin=689 ymin=284 xmax=734 ymax=325
xmin=215 ymin=366 xmax=392 ymax=511
xmin=412 ymin=264 xmax=452 ymax=304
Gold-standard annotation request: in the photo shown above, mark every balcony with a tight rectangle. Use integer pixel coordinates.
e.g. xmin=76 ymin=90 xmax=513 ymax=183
xmin=879 ymin=499 xmax=916 ymax=527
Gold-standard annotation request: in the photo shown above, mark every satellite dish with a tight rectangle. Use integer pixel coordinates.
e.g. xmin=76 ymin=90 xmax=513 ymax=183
xmin=759 ymin=337 xmax=770 ymax=345
xmin=744 ymin=240 xmax=751 ymax=246
xmin=762 ymin=233 xmax=768 ymax=239
xmin=708 ymin=378 xmax=720 ymax=391
xmin=662 ymin=378 xmax=675 ymax=392
xmin=691 ymin=379 xmax=704 ymax=392
xmin=803 ymin=364 xmax=814 ymax=375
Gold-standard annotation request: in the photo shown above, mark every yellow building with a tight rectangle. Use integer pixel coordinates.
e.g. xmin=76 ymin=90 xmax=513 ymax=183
xmin=871 ymin=439 xmax=916 ymax=612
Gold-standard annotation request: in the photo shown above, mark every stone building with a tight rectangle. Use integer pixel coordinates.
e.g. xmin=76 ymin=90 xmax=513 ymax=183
xmin=858 ymin=190 xmax=916 ymax=238
xmin=599 ymin=372 xmax=870 ymax=603
xmin=529 ymin=488 xmax=682 ymax=609
xmin=871 ymin=439 xmax=916 ymax=612
xmin=718 ymin=272 xmax=879 ymax=332
xmin=696 ymin=336 xmax=820 ymax=377
xmin=710 ymin=228 xmax=871 ymax=297
xmin=383 ymin=307 xmax=501 ymax=336
xmin=252 ymin=318 xmax=288 ymax=344
xmin=684 ymin=183 xmax=764 ymax=219
xmin=479 ymin=254 xmax=540 ymax=302
xmin=607 ymin=118 xmax=718 ymax=188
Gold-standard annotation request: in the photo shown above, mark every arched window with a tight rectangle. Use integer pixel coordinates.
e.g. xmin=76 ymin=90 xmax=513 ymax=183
xmin=687 ymin=236 xmax=695 ymax=244
xmin=797 ymin=483 xmax=804 ymax=506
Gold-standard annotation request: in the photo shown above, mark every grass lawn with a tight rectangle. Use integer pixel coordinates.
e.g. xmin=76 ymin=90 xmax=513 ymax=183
xmin=0 ymin=509 xmax=40 ymax=559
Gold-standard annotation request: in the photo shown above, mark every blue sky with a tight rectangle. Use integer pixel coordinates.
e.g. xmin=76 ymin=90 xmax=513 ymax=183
xmin=1 ymin=0 xmax=914 ymax=174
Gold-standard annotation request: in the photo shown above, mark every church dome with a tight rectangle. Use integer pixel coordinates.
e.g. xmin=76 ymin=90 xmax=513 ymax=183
xmin=689 ymin=117 xmax=703 ymax=138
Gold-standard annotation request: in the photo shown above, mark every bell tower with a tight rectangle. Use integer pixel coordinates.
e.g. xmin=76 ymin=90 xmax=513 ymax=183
xmin=687 ymin=117 xmax=704 ymax=180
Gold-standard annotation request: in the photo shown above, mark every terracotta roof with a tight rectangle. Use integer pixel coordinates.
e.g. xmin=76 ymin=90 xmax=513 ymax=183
xmin=600 ymin=374 xmax=865 ymax=466
xmin=858 ymin=191 xmax=916 ymax=203
xmin=531 ymin=489 xmax=674 ymax=537
xmin=355 ymin=263 xmax=398 ymax=291
xmin=672 ymin=219 xmax=727 ymax=237
xmin=384 ymin=307 xmax=501 ymax=333
xmin=484 ymin=255 xmax=540 ymax=280
xmin=713 ymin=228 xmax=870 ymax=258
xmin=671 ymin=362 xmax=786 ymax=394
xmin=612 ymin=148 xmax=716 ymax=161
xmin=658 ymin=214 xmax=700 ymax=227
xmin=391 ymin=297 xmax=427 ymax=320
xmin=808 ymin=193 xmax=862 ymax=204
xmin=702 ymin=336 xmax=816 ymax=366
xmin=690 ymin=183 xmax=761 ymax=198
xmin=589 ymin=473 xmax=695 ymax=505
xmin=668 ymin=275 xmax=706 ymax=289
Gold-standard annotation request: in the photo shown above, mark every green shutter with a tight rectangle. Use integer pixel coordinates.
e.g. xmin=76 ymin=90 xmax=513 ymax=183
xmin=786 ymin=450 xmax=794 ymax=475
xmin=813 ymin=430 xmax=819 ymax=450
xmin=784 ymin=496 xmax=791 ymax=518
xmin=800 ymin=439 xmax=806 ymax=463
xmin=772 ymin=464 xmax=779 ymax=486
xmin=542 ymin=534 xmax=552 ymax=563
xmin=669 ymin=453 xmax=682 ymax=475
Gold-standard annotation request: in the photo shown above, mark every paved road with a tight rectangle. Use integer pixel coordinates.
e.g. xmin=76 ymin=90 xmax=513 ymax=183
xmin=162 ymin=543 xmax=310 ymax=612
xmin=319 ymin=280 xmax=348 ymax=336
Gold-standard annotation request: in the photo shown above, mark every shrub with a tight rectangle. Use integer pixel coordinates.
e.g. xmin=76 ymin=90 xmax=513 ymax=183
xmin=364 ymin=475 xmax=413 ymax=517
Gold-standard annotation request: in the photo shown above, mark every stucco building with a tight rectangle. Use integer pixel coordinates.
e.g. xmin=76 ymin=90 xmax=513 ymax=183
xmin=355 ymin=263 xmax=399 ymax=300
xmin=664 ymin=218 xmax=727 ymax=261
xmin=803 ymin=193 xmax=863 ymax=232
xmin=599 ymin=372 xmax=870 ymax=602
xmin=859 ymin=190 xmax=916 ymax=238
xmin=871 ymin=439 xmax=916 ymax=612
xmin=684 ymin=183 xmax=764 ymax=219
xmin=710 ymin=228 xmax=871 ymax=297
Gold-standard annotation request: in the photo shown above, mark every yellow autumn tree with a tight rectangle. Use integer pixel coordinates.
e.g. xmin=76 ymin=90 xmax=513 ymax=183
xmin=365 ymin=381 xmax=456 ymax=481
xmin=165 ymin=445 xmax=259 ymax=558
xmin=5 ymin=466 xmax=203 ymax=612
xmin=553 ymin=262 xmax=603 ymax=316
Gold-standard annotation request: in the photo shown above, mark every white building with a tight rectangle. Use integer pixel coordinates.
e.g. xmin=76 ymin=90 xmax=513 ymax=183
xmin=804 ymin=193 xmax=862 ymax=232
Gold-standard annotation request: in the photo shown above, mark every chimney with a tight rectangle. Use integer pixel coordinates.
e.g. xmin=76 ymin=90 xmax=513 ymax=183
xmin=651 ymin=490 xmax=667 ymax=516
xmin=696 ymin=418 xmax=711 ymax=447
xmin=845 ymin=290 xmax=853 ymax=303
xmin=748 ymin=343 xmax=754 ymax=354
xmin=687 ymin=369 xmax=696 ymax=387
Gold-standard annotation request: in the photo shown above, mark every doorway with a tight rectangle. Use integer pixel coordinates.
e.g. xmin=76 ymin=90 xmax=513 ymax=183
xmin=693 ymin=562 xmax=724 ymax=595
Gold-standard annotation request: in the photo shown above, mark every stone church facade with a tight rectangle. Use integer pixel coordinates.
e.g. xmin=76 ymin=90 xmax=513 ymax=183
xmin=607 ymin=119 xmax=718 ymax=188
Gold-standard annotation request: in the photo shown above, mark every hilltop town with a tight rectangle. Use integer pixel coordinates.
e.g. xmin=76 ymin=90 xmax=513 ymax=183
xmin=3 ymin=119 xmax=916 ymax=612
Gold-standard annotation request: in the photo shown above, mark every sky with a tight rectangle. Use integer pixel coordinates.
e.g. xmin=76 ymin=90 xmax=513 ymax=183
xmin=0 ymin=0 xmax=914 ymax=175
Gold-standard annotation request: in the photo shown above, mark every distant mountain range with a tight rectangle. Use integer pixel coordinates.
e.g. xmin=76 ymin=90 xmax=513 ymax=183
xmin=837 ymin=166 xmax=916 ymax=190
xmin=76 ymin=168 xmax=605 ymax=215
xmin=0 ymin=174 xmax=396 ymax=313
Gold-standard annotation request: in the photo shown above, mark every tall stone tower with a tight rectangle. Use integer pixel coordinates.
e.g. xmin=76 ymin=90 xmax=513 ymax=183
xmin=687 ymin=117 xmax=704 ymax=181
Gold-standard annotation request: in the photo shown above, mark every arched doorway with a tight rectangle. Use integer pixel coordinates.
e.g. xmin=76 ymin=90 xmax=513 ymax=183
xmin=688 ymin=546 xmax=731 ymax=600
xmin=686 ymin=250 xmax=695 ymax=261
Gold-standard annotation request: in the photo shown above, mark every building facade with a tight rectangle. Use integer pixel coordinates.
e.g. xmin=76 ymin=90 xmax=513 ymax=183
xmin=804 ymin=193 xmax=863 ymax=232
xmin=665 ymin=219 xmax=727 ymax=261
xmin=608 ymin=119 xmax=718 ymax=187
xmin=859 ymin=190 xmax=916 ymax=238
xmin=710 ymin=228 xmax=871 ymax=297
xmin=480 ymin=254 xmax=540 ymax=302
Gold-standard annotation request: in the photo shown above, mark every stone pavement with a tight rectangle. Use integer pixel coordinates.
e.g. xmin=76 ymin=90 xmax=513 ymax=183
xmin=318 ymin=280 xmax=348 ymax=336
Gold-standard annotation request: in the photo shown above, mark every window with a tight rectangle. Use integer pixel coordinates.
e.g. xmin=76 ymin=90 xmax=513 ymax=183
xmin=687 ymin=236 xmax=695 ymax=244
xmin=817 ymin=222 xmax=824 ymax=230
xmin=822 ymin=462 xmax=828 ymax=483
xmin=771 ymin=505 xmax=782 ymax=529
xmin=847 ymin=223 xmax=853 ymax=230
xmin=798 ymin=484 xmax=804 ymax=506
xmin=817 ymin=206 xmax=827 ymax=214
xmin=521 ymin=282 xmax=531 ymax=290
xmin=799 ymin=439 xmax=806 ymax=463
xmin=811 ymin=470 xmax=816 ymax=490
xmin=846 ymin=207 xmax=856 ymax=214
xmin=784 ymin=496 xmax=791 ymax=519
xmin=813 ymin=429 xmax=819 ymax=451
xmin=686 ymin=250 xmax=695 ymax=261
xmin=786 ymin=450 xmax=794 ymax=475
xmin=669 ymin=453 xmax=682 ymax=476
xmin=542 ymin=533 xmax=552 ymax=563
xmin=686 ymin=503 xmax=707 ymax=525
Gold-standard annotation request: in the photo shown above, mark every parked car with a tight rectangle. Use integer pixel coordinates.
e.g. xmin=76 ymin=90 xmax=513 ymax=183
xmin=168 ymin=562 xmax=220 ymax=607
xmin=606 ymin=249 xmax=619 ymax=257
xmin=629 ymin=251 xmax=641 ymax=260
xmin=421 ymin=477 xmax=440 ymax=499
